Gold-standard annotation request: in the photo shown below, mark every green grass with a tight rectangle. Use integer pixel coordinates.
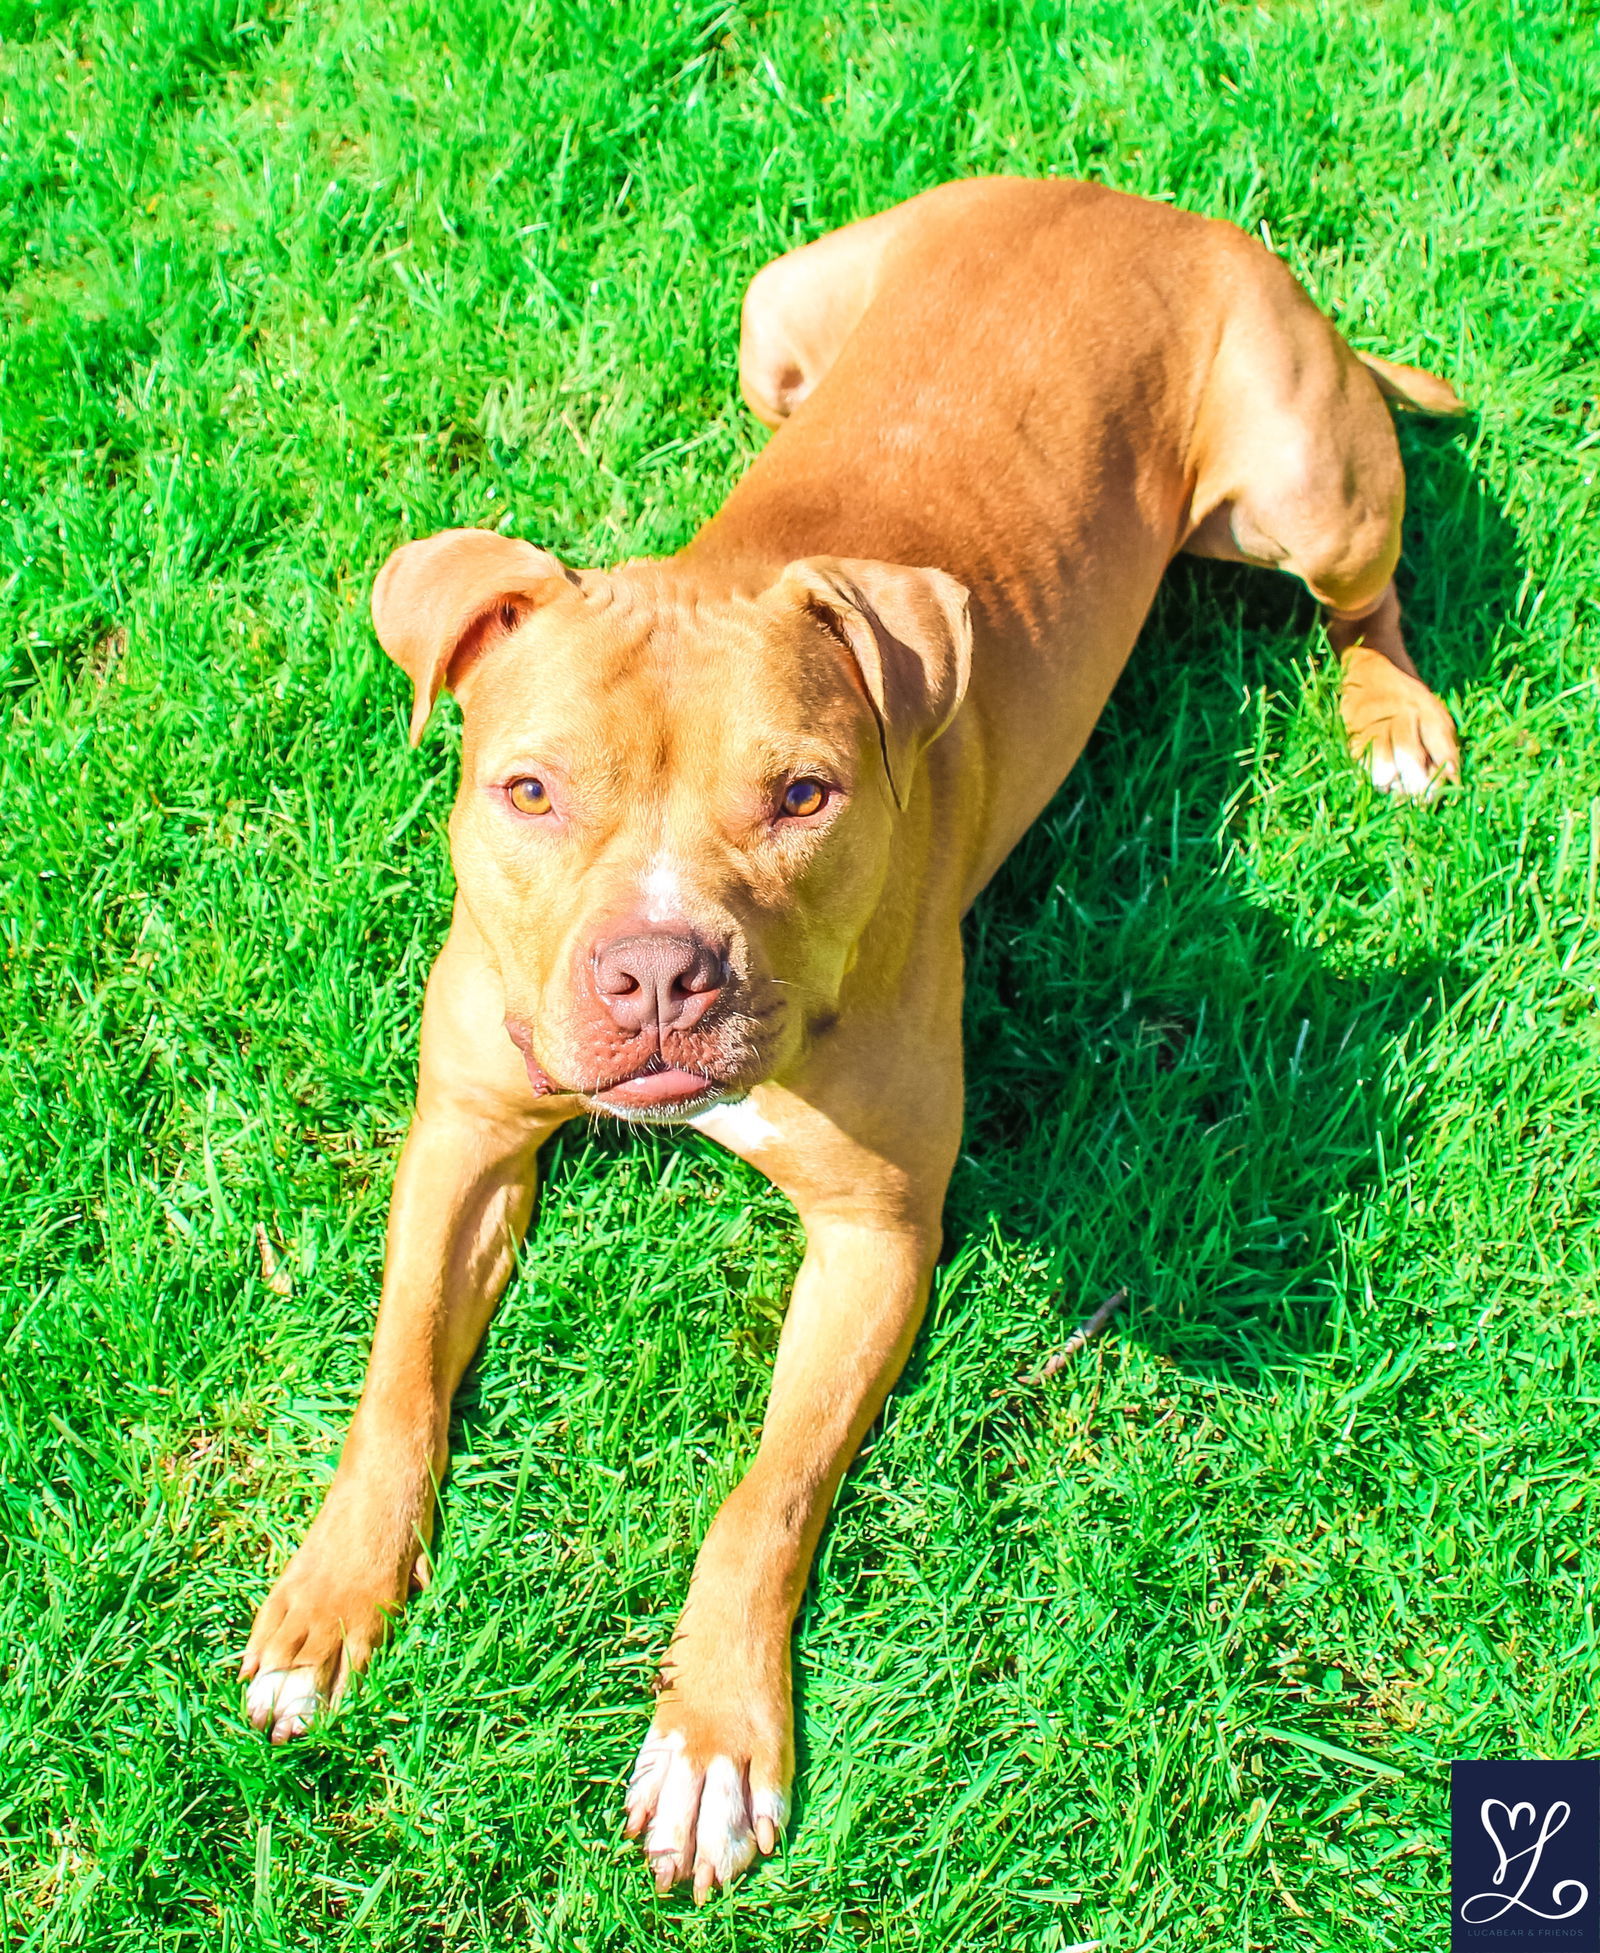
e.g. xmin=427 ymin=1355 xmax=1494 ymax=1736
xmin=2 ymin=0 xmax=1598 ymax=1945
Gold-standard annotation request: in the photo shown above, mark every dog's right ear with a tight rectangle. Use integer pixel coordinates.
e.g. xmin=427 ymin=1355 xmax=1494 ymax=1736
xmin=370 ymin=528 xmax=577 ymax=745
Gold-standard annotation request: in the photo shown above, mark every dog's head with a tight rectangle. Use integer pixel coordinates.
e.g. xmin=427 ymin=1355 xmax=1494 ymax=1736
xmin=372 ymin=529 xmax=970 ymax=1120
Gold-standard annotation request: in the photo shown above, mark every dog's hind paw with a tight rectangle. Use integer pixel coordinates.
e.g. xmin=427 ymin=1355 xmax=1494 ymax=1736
xmin=1340 ymin=647 xmax=1460 ymax=799
xmin=624 ymin=1724 xmax=788 ymax=1902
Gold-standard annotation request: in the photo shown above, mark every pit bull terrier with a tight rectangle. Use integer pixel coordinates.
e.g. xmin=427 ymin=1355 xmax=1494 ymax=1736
xmin=241 ymin=177 xmax=1462 ymax=1897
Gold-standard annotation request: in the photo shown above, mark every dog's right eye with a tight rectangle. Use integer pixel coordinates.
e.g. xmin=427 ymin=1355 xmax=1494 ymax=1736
xmin=507 ymin=777 xmax=552 ymax=816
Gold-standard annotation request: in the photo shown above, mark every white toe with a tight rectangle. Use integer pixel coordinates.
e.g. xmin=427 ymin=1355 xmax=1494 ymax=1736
xmin=1394 ymin=739 xmax=1434 ymax=798
xmin=245 ymin=1666 xmax=322 ymax=1740
xmin=645 ymin=1746 xmax=701 ymax=1880
xmin=625 ymin=1724 xmax=682 ymax=1832
xmin=694 ymin=1754 xmax=755 ymax=1887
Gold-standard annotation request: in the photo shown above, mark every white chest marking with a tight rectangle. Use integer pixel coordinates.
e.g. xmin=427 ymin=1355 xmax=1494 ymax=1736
xmin=689 ymin=1100 xmax=784 ymax=1154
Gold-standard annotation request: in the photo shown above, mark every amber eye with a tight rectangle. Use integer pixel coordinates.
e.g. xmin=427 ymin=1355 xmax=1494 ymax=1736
xmin=507 ymin=777 xmax=552 ymax=816
xmin=780 ymin=777 xmax=828 ymax=819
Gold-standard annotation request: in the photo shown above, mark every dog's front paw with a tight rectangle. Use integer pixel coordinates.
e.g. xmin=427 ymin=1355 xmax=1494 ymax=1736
xmin=623 ymin=1640 xmax=793 ymax=1901
xmin=1340 ymin=646 xmax=1460 ymax=798
xmin=240 ymin=1499 xmax=424 ymax=1743
xmin=625 ymin=1725 xmax=788 ymax=1900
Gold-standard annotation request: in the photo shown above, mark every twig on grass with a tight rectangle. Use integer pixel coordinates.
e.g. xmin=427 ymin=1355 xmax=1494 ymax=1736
xmin=1021 ymin=1287 xmax=1127 ymax=1385
xmin=255 ymin=1224 xmax=293 ymax=1297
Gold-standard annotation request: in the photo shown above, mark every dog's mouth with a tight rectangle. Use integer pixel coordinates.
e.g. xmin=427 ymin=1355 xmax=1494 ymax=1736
xmin=505 ymin=1015 xmax=766 ymax=1122
xmin=587 ymin=1058 xmax=727 ymax=1119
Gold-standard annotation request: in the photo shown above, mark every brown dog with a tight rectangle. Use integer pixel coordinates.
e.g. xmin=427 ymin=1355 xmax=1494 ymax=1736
xmin=241 ymin=178 xmax=1462 ymax=1896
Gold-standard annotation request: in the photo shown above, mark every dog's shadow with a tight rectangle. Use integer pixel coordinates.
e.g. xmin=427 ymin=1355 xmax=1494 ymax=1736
xmin=938 ymin=412 xmax=1516 ymax=1385
xmin=786 ymin=415 xmax=1517 ymax=1832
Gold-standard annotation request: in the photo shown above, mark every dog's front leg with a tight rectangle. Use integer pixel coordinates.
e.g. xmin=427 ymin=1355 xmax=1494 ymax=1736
xmin=241 ymin=910 xmax=568 ymax=1740
xmin=627 ymin=1039 xmax=961 ymax=1899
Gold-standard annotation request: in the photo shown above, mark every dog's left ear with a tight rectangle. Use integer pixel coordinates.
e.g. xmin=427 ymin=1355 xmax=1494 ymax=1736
xmin=371 ymin=527 xmax=577 ymax=745
xmin=777 ymin=556 xmax=973 ymax=810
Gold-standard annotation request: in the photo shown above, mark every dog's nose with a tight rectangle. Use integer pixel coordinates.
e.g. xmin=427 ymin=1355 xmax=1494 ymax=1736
xmin=593 ymin=933 xmax=725 ymax=1035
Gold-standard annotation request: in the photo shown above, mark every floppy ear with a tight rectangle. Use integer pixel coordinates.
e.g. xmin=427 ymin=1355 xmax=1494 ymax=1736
xmin=370 ymin=527 xmax=576 ymax=745
xmin=777 ymin=556 xmax=973 ymax=809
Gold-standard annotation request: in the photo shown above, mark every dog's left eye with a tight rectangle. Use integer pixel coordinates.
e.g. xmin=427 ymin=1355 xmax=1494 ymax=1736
xmin=780 ymin=777 xmax=829 ymax=819
xmin=507 ymin=777 xmax=552 ymax=816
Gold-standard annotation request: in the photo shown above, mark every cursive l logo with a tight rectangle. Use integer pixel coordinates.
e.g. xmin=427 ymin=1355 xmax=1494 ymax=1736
xmin=1459 ymin=1798 xmax=1590 ymax=1923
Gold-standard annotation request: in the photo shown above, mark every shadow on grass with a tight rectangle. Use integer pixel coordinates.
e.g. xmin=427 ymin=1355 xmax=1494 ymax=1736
xmin=941 ymin=411 xmax=1519 ymax=1387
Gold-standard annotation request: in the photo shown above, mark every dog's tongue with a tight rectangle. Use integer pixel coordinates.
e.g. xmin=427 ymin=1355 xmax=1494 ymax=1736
xmin=596 ymin=1067 xmax=711 ymax=1109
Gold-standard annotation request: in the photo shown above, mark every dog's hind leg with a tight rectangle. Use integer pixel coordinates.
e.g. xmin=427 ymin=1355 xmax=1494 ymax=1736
xmin=1183 ymin=253 xmax=1462 ymax=797
xmin=739 ymin=199 xmax=924 ymax=428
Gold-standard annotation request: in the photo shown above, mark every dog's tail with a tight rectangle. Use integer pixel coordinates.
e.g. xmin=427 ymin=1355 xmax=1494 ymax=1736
xmin=1357 ymin=351 xmax=1468 ymax=416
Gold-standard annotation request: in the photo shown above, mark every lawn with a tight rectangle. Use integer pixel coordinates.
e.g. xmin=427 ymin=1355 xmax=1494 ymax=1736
xmin=2 ymin=0 xmax=1598 ymax=1946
